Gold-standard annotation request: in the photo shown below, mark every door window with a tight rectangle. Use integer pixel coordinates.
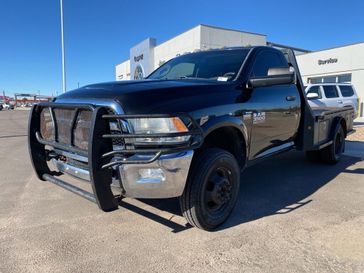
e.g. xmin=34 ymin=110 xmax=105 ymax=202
xmin=322 ymin=86 xmax=339 ymax=98
xmin=307 ymin=86 xmax=322 ymax=98
xmin=339 ymin=85 xmax=354 ymax=97
xmin=251 ymin=51 xmax=288 ymax=78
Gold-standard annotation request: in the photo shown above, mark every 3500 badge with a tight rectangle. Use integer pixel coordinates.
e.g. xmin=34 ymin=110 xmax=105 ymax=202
xmin=253 ymin=112 xmax=266 ymax=124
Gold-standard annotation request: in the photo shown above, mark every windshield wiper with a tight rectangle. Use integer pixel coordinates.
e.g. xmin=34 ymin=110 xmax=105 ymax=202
xmin=178 ymin=76 xmax=208 ymax=80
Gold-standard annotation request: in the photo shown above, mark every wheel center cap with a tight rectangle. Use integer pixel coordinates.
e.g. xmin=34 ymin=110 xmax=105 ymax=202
xmin=212 ymin=178 xmax=232 ymax=205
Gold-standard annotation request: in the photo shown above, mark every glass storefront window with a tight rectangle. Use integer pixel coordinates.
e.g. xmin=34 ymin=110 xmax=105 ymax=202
xmin=308 ymin=73 xmax=352 ymax=84
xmin=308 ymin=77 xmax=322 ymax=84
xmin=338 ymin=74 xmax=351 ymax=83
xmin=323 ymin=76 xmax=336 ymax=83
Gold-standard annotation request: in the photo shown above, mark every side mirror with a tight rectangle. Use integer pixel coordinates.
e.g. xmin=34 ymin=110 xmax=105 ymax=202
xmin=306 ymin=93 xmax=319 ymax=100
xmin=247 ymin=67 xmax=296 ymax=89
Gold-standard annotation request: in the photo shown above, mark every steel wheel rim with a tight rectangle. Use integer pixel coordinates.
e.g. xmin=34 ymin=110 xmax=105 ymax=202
xmin=203 ymin=166 xmax=233 ymax=214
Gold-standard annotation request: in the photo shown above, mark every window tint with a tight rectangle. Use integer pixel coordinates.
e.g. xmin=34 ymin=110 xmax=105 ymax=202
xmin=251 ymin=51 xmax=288 ymax=77
xmin=339 ymin=85 xmax=354 ymax=97
xmin=148 ymin=49 xmax=250 ymax=81
xmin=323 ymin=86 xmax=339 ymax=98
xmin=307 ymin=86 xmax=321 ymax=98
xmin=164 ymin=63 xmax=195 ymax=79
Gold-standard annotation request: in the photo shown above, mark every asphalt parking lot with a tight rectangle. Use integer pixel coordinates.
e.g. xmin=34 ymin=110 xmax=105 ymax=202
xmin=0 ymin=110 xmax=363 ymax=273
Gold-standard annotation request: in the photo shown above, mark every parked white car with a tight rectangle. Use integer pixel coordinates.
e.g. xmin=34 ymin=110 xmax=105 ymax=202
xmin=2 ymin=103 xmax=14 ymax=110
xmin=305 ymin=83 xmax=359 ymax=117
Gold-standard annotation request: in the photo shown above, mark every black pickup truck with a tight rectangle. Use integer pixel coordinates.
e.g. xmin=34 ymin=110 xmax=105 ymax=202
xmin=28 ymin=46 xmax=354 ymax=230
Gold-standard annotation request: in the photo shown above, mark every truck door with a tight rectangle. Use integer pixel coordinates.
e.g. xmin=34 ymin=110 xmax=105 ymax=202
xmin=247 ymin=50 xmax=301 ymax=160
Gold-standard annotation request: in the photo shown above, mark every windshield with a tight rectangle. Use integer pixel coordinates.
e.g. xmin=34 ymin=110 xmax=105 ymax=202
xmin=147 ymin=49 xmax=250 ymax=81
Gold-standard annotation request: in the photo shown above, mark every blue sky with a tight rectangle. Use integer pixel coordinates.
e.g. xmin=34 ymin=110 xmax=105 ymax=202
xmin=1 ymin=0 xmax=363 ymax=97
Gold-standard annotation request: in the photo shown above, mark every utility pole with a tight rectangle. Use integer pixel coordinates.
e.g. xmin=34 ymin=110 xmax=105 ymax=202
xmin=60 ymin=0 xmax=66 ymax=93
xmin=2 ymin=90 xmax=6 ymax=104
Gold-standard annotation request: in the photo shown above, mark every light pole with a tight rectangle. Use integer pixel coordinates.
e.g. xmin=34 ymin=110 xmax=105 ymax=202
xmin=60 ymin=0 xmax=66 ymax=93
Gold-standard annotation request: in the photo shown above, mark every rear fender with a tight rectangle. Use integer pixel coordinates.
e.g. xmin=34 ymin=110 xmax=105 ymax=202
xmin=331 ymin=117 xmax=347 ymax=138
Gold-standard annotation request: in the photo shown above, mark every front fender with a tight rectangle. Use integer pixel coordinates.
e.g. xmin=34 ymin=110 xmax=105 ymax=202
xmin=198 ymin=114 xmax=250 ymax=159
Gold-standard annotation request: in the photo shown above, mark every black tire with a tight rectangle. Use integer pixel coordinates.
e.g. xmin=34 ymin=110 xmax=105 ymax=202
xmin=306 ymin=150 xmax=320 ymax=162
xmin=320 ymin=125 xmax=345 ymax=164
xmin=179 ymin=148 xmax=240 ymax=230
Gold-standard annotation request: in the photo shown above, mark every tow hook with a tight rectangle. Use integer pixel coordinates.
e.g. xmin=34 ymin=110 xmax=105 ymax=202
xmin=45 ymin=150 xmax=60 ymax=161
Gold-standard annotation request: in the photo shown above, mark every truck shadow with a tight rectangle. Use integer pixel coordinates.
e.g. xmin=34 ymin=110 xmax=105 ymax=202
xmin=222 ymin=151 xmax=362 ymax=230
xmin=344 ymin=140 xmax=364 ymax=159
xmin=126 ymin=151 xmax=362 ymax=232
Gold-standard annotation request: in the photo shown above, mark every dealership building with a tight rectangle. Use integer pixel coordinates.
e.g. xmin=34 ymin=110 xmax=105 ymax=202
xmin=115 ymin=24 xmax=363 ymax=116
xmin=296 ymin=42 xmax=364 ymax=90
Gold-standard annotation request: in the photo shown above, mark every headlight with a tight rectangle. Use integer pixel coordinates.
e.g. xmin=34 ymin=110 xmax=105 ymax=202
xmin=40 ymin=108 xmax=55 ymax=141
xmin=127 ymin=117 xmax=190 ymax=144
xmin=73 ymin=110 xmax=92 ymax=150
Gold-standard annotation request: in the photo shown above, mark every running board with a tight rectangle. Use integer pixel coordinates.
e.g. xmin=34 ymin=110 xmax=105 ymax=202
xmin=42 ymin=173 xmax=96 ymax=203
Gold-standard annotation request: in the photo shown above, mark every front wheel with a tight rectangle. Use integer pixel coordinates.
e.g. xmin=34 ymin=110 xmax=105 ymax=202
xmin=179 ymin=148 xmax=240 ymax=231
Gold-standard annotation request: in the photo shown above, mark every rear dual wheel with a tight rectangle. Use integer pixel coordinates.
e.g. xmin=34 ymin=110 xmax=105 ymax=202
xmin=320 ymin=125 xmax=345 ymax=164
xmin=179 ymin=148 xmax=240 ymax=231
xmin=306 ymin=124 xmax=345 ymax=164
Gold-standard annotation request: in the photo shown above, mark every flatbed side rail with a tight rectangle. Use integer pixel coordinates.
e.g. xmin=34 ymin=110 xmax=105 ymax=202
xmin=309 ymin=106 xmax=355 ymax=151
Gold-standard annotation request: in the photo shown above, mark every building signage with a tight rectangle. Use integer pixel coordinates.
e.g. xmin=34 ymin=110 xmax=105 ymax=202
xmin=134 ymin=54 xmax=144 ymax=62
xmin=130 ymin=38 xmax=156 ymax=80
xmin=318 ymin=58 xmax=338 ymax=65
xmin=134 ymin=65 xmax=144 ymax=80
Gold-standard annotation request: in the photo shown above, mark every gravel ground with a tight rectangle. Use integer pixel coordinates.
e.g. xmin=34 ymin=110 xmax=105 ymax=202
xmin=347 ymin=126 xmax=364 ymax=141
xmin=1 ymin=110 xmax=363 ymax=273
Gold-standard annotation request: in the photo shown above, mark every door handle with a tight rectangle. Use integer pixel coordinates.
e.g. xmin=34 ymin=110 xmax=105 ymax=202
xmin=338 ymin=100 xmax=343 ymax=104
xmin=286 ymin=96 xmax=296 ymax=101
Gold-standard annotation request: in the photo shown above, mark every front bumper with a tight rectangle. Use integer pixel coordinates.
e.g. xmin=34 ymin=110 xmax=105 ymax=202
xmin=119 ymin=150 xmax=193 ymax=198
xmin=28 ymin=102 xmax=202 ymax=211
xmin=51 ymin=150 xmax=193 ymax=198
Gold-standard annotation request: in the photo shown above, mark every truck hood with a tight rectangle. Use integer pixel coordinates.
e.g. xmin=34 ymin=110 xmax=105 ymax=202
xmin=56 ymin=79 xmax=237 ymax=114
